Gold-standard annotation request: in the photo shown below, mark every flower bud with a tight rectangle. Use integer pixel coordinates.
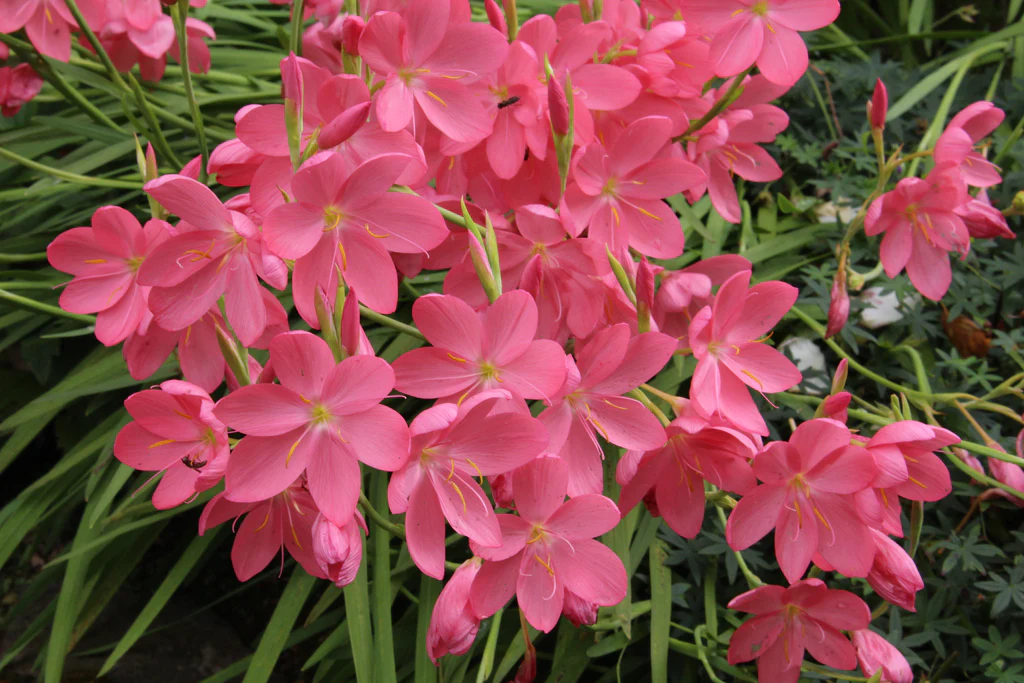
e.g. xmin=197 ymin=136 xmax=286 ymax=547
xmin=311 ymin=512 xmax=366 ymax=587
xmin=825 ymin=268 xmax=849 ymax=339
xmin=868 ymin=78 xmax=887 ymax=132
xmin=484 ymin=0 xmax=508 ymax=37
xmin=866 ymin=529 xmax=923 ymax=612
xmin=427 ymin=558 xmax=482 ymax=662
xmin=831 ymin=358 xmax=849 ymax=394
xmin=816 ymin=391 xmax=851 ymax=423
xmin=281 ymin=53 xmax=304 ymax=170
xmin=636 ymin=257 xmax=655 ymax=333
xmin=548 ymin=75 xmax=570 ymax=137
xmin=956 ymin=191 xmax=1015 ymax=239
xmin=852 ymin=630 xmax=913 ymax=683
xmin=340 ymin=286 xmax=373 ymax=358
xmin=562 ymin=589 xmax=599 ymax=627
xmin=1013 ymin=190 xmax=1024 ymax=214
xmin=341 ymin=15 xmax=364 ymax=56
xmin=988 ymin=452 xmax=1024 ymax=509
xmin=318 ymin=100 xmax=371 ymax=149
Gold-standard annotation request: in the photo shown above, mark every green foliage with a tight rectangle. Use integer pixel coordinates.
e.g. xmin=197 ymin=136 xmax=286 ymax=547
xmin=0 ymin=1 xmax=1022 ymax=683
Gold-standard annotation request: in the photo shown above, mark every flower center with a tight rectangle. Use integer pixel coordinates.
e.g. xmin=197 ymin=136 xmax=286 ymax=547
xmin=126 ymin=255 xmax=145 ymax=273
xmin=323 ymin=206 xmax=345 ymax=232
xmin=750 ymin=1 xmax=769 ymax=16
xmin=479 ymin=361 xmax=500 ymax=382
xmin=601 ymin=177 xmax=619 ymax=197
xmin=312 ymin=403 xmax=333 ymax=425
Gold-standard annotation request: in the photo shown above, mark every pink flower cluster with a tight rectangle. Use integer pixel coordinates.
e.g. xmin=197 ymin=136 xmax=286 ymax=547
xmin=42 ymin=1 xmax=992 ymax=680
xmin=0 ymin=0 xmax=214 ymax=88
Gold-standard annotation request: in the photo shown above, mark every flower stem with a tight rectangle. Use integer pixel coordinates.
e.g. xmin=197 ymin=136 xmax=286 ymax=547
xmin=358 ymin=305 xmax=425 ymax=341
xmin=0 ymin=147 xmax=143 ymax=189
xmin=126 ymin=72 xmax=183 ymax=169
xmin=291 ymin=0 xmax=306 ymax=56
xmin=174 ymin=0 xmax=210 ymax=180
xmin=358 ymin=492 xmax=405 ymax=538
xmin=0 ymin=289 xmax=96 ymax=324
xmin=63 ymin=0 xmax=128 ymax=90
xmin=673 ymin=66 xmax=754 ymax=142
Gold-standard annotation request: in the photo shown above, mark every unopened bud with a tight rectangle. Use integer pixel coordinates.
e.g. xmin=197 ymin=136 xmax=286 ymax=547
xmin=281 ymin=53 xmax=305 ymax=170
xmin=548 ymin=76 xmax=570 ymax=137
xmin=824 ymin=268 xmax=849 ymax=339
xmin=831 ymin=358 xmax=849 ymax=394
xmin=136 ymin=137 xmax=168 ymax=220
xmin=1013 ymin=190 xmax=1024 ymax=213
xmin=318 ymin=101 xmax=371 ymax=149
xmin=606 ymin=246 xmax=636 ymax=305
xmin=868 ymin=78 xmax=887 ymax=132
xmin=635 ymin=257 xmax=655 ymax=333
xmin=314 ymin=285 xmax=343 ymax=359
xmin=341 ymin=15 xmax=364 ymax=56
xmin=462 ymin=198 xmax=501 ymax=304
xmin=312 ymin=512 xmax=365 ymax=587
xmin=484 ymin=0 xmax=508 ymax=37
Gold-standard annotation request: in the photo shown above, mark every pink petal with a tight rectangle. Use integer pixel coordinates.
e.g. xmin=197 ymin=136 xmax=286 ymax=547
xmin=728 ymin=279 xmax=799 ymax=343
xmin=514 ymin=456 xmax=568 ymax=524
xmin=414 ymin=78 xmax=493 ymax=143
xmin=609 ymin=116 xmax=673 ymax=177
xmin=572 ymin=64 xmax=641 ymax=111
xmin=145 ymin=175 xmax=231 ymax=231
xmin=802 ymin=621 xmax=857 ymax=670
xmin=619 ymin=157 xmax=706 ymax=200
xmin=726 ymin=483 xmax=786 ymax=550
xmin=560 ymin=416 xmax=605 ymax=498
xmin=353 ymin=192 xmax=449 ymax=255
xmin=339 ymin=230 xmax=399 ymax=313
xmin=482 ymin=290 xmax=539 ymax=365
xmin=306 ymin=438 xmax=362 ymax=526
xmin=223 ymin=260 xmax=266 ymax=347
xmin=214 ymin=384 xmax=311 ymax=436
xmin=590 ymin=331 xmax=677 ymax=395
xmin=335 ymin=405 xmax=410 ymax=471
xmin=814 ymin=494 xmax=875 ymax=578
xmin=446 ymin=413 xmax=549 ymax=475
xmin=807 ymin=445 xmax=877 ymax=494
xmin=487 ymin=111 xmax=527 ymax=180
xmin=136 ymin=231 xmax=230 ymax=288
xmin=719 ymin=343 xmax=802 ymax=394
xmin=424 ymin=21 xmax=508 ymax=76
xmin=114 ymin=422 xmax=193 ymax=471
xmin=775 ymin=503 xmax=819 ymax=583
xmin=499 ymin=340 xmax=568 ymax=402
xmin=95 ymin=281 xmax=146 ymax=345
xmin=546 ymin=494 xmax=620 ymax=540
xmin=710 ymin=15 xmax=763 ymax=79
xmin=616 ymin=450 xmax=665 ymax=517
xmin=231 ymin=502 xmax=282 ymax=581
xmin=517 ymin=545 xmax=564 ymax=633
xmin=339 ymin=153 xmax=414 ymax=210
xmin=407 ymin=479 xmax=448 ymax=579
xmin=269 ymin=330 xmax=336 ymax=399
xmin=393 ymin=347 xmax=480 ymax=398
xmin=375 ymin=79 xmax=415 ymax=133
xmin=757 ymin=25 xmax=808 ymax=86
xmin=728 ymin=615 xmax=785 ymax=665
xmin=263 ymin=203 xmax=327 ymax=261
xmin=891 ymin=451 xmax=951 ymax=502
xmin=321 ymin=355 xmax=394 ymax=413
xmin=905 ymin=235 xmax=951 ymax=301
xmin=152 ymin=465 xmax=200 ymax=509
xmin=656 ymin=465 xmax=708 ymax=539
xmin=429 ymin=469 xmax=501 ymax=547
xmin=550 ymin=537 xmax=626 ymax=606
xmin=587 ymin=396 xmax=667 ymax=451
xmin=770 ymin=0 xmax=841 ymax=31
xmin=621 ymin=199 xmax=684 ymax=259
xmin=59 ymin=272 xmax=133 ymax=315
xmin=224 ymin=430 xmax=310 ymax=503
xmin=470 ymin=555 xmax=520 ymax=618
xmin=728 ymin=584 xmax=786 ymax=615
xmin=412 ymin=293 xmax=482 ymax=360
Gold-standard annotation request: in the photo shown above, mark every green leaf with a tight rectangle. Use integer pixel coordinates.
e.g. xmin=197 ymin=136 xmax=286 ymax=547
xmin=415 ymin=572 xmax=441 ymax=683
xmin=544 ymin=621 xmax=592 ymax=683
xmin=99 ymin=529 xmax=222 ymax=676
xmin=649 ymin=539 xmax=671 ymax=683
xmin=371 ymin=470 xmax=398 ymax=683
xmin=242 ymin=566 xmax=317 ymax=683
xmin=343 ymin=540 xmax=374 ymax=683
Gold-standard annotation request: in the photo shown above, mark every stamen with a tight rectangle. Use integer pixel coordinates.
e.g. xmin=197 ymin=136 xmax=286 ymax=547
xmin=611 ymin=206 xmax=621 ymax=226
xmin=84 ymin=259 xmax=107 ymax=264
xmin=426 ymin=91 xmax=448 ymax=107
xmin=907 ymin=476 xmax=928 ymax=489
xmin=174 ymin=410 xmax=193 ymax=420
xmin=602 ymin=399 xmax=628 ymax=411
xmin=447 ymin=353 xmax=468 ymax=363
xmin=534 ymin=554 xmax=555 ymax=576
xmin=286 ymin=437 xmax=303 ymax=466
xmin=465 ymin=458 xmax=484 ymax=484
xmin=338 ymin=242 xmax=348 ymax=270
xmin=741 ymin=369 xmax=764 ymax=390
xmin=254 ymin=506 xmax=272 ymax=532
xmin=183 ymin=239 xmax=217 ymax=263
xmin=365 ymin=224 xmax=389 ymax=239
xmin=149 ymin=439 xmax=175 ymax=449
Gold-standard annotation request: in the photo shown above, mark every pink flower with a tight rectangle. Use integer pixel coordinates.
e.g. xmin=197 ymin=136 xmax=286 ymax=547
xmin=392 ymin=291 xmax=568 ymax=403
xmin=726 ymin=419 xmax=879 ymax=583
xmin=216 ymin=331 xmax=409 ymax=526
xmin=359 ymin=0 xmax=508 ymax=142
xmin=695 ymin=0 xmax=841 ymax=86
xmin=311 ymin=511 xmax=367 ymax=587
xmin=469 ymin=456 xmax=626 ymax=633
xmin=934 ymin=101 xmax=1005 ymax=188
xmin=0 ymin=0 xmax=104 ymax=62
xmin=820 ymin=392 xmax=851 ymax=423
xmin=654 ymin=254 xmax=752 ymax=350
xmin=139 ymin=174 xmax=286 ymax=346
xmin=539 ymin=323 xmax=676 ymax=496
xmin=47 ymin=206 xmax=172 ymax=346
xmin=388 ymin=391 xmax=549 ymax=579
xmin=0 ymin=63 xmax=43 ymax=116
xmin=866 ymin=420 xmax=959 ymax=503
xmin=261 ymin=152 xmax=447 ymax=319
xmin=113 ymin=380 xmax=229 ymax=509
xmin=727 ymin=579 xmax=870 ymax=683
xmin=617 ymin=415 xmax=757 ymax=538
xmin=94 ymin=1 xmax=176 ymax=81
xmin=956 ymin=190 xmax=1015 ymax=240
xmin=851 ymin=630 xmax=913 ymax=683
xmin=428 ymin=558 xmax=483 ymax=662
xmin=565 ymin=115 xmax=705 ymax=259
xmin=864 ymin=528 xmax=924 ymax=612
xmin=688 ymin=270 xmax=802 ymax=436
xmin=199 ymin=484 xmax=327 ymax=582
xmin=864 ymin=163 xmax=971 ymax=301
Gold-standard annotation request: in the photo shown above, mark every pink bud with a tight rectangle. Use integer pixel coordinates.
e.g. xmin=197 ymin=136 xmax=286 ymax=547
xmin=548 ymin=75 xmax=570 ymax=137
xmin=868 ymin=78 xmax=887 ymax=131
xmin=851 ymin=630 xmax=913 ymax=683
xmin=341 ymin=15 xmax=365 ymax=56
xmin=427 ymin=559 xmax=482 ymax=663
xmin=988 ymin=453 xmax=1024 ymax=509
xmin=281 ymin=53 xmax=303 ymax=104
xmin=866 ymin=530 xmax=924 ymax=612
xmin=318 ymin=100 xmax=371 ymax=149
xmin=952 ymin=446 xmax=985 ymax=480
xmin=484 ymin=0 xmax=508 ymax=37
xmin=489 ymin=472 xmax=514 ymax=508
xmin=181 ymin=154 xmax=203 ymax=180
xmin=562 ymin=589 xmax=599 ymax=627
xmin=831 ymin=358 xmax=849 ymax=394
xmin=311 ymin=512 xmax=366 ymax=587
xmin=635 ymin=257 xmax=655 ymax=312
xmin=821 ymin=392 xmax=851 ymax=423
xmin=825 ymin=269 xmax=849 ymax=339
xmin=341 ymin=287 xmax=373 ymax=357
xmin=956 ymin=191 xmax=1015 ymax=239
xmin=144 ymin=143 xmax=158 ymax=177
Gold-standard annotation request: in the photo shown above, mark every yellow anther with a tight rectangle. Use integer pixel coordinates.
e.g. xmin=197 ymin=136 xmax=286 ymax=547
xmin=323 ymin=209 xmax=343 ymax=232
xmin=534 ymin=554 xmax=556 ymax=576
xmin=286 ymin=437 xmax=302 ymax=466
xmin=741 ymin=369 xmax=765 ymax=390
xmin=812 ymin=505 xmax=832 ymax=532
xmin=174 ymin=410 xmax=193 ymax=420
xmin=907 ymin=476 xmax=928 ymax=489
xmin=752 ymin=331 xmax=774 ymax=344
xmin=84 ymin=259 xmax=107 ymax=264
xmin=183 ymin=239 xmax=217 ymax=262
xmin=299 ymin=394 xmax=312 ymax=403
xmin=602 ymin=398 xmax=628 ymax=411
xmin=338 ymin=242 xmax=348 ymax=270
xmin=793 ymin=497 xmax=803 ymax=528
xmin=149 ymin=439 xmax=175 ymax=449
xmin=447 ymin=479 xmax=468 ymax=513
xmin=254 ymin=507 xmax=272 ymax=532
xmin=426 ymin=91 xmax=448 ymax=107
xmin=184 ymin=325 xmax=193 ymax=346
xmin=465 ymin=458 xmax=484 ymax=484
xmin=290 ymin=522 xmax=304 ymax=550
xmin=448 ymin=353 xmax=467 ymax=363
xmin=365 ymin=224 xmax=389 ymax=239
xmin=611 ymin=206 xmax=621 ymax=226
xmin=635 ymin=205 xmax=663 ymax=221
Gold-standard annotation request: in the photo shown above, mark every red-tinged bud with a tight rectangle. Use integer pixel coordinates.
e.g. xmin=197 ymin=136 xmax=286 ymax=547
xmin=548 ymin=76 xmax=570 ymax=137
xmin=427 ymin=559 xmax=482 ymax=663
xmin=318 ymin=100 xmax=371 ymax=149
xmin=817 ymin=391 xmax=851 ymax=423
xmin=831 ymin=358 xmax=849 ymax=394
xmin=952 ymin=446 xmax=986 ymax=483
xmin=312 ymin=512 xmax=366 ymax=587
xmin=956 ymin=191 xmax=1016 ymax=239
xmin=562 ymin=590 xmax=598 ymax=627
xmin=181 ymin=154 xmax=203 ymax=180
xmin=226 ymin=355 xmax=265 ymax=391
xmin=144 ymin=143 xmax=158 ymax=179
xmin=484 ymin=0 xmax=508 ymax=37
xmin=825 ymin=268 xmax=849 ymax=339
xmin=851 ymin=630 xmax=913 ymax=683
xmin=340 ymin=286 xmax=372 ymax=358
xmin=341 ymin=15 xmax=364 ymax=56
xmin=868 ymin=78 xmax=887 ymax=132
xmin=988 ymin=448 xmax=1024 ymax=509
xmin=866 ymin=529 xmax=924 ymax=612
xmin=489 ymin=473 xmax=514 ymax=508
xmin=281 ymin=53 xmax=303 ymax=104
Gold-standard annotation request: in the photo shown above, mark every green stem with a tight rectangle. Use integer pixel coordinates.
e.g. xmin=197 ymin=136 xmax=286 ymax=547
xmin=126 ymin=72 xmax=183 ymax=169
xmin=370 ymin=471 xmax=397 ymax=683
xmin=800 ymin=662 xmax=871 ymax=681
xmin=715 ymin=505 xmax=762 ymax=589
xmin=358 ymin=492 xmax=405 ymax=538
xmin=174 ymin=0 xmax=210 ymax=179
xmin=63 ymin=0 xmax=128 ymax=90
xmin=0 ymin=289 xmax=96 ymax=323
xmin=629 ymin=388 xmax=671 ymax=427
xmin=358 ymin=305 xmax=425 ymax=341
xmin=0 ymin=146 xmax=143 ymax=189
xmin=674 ymin=66 xmax=754 ymax=142
xmin=291 ymin=0 xmax=306 ymax=56
xmin=993 ymin=114 xmax=1024 ymax=167
xmin=0 ymin=252 xmax=49 ymax=263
